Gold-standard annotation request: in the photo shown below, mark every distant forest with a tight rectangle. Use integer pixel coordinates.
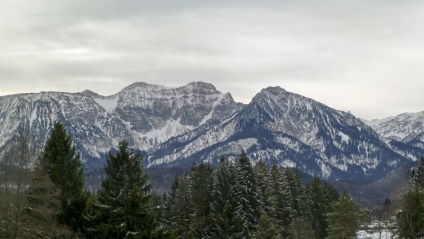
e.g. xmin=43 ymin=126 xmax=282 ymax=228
xmin=1 ymin=122 xmax=423 ymax=238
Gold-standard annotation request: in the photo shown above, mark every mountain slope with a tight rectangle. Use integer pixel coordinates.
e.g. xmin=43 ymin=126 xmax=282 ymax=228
xmin=364 ymin=111 xmax=424 ymax=150
xmin=0 ymin=82 xmax=242 ymax=166
xmin=148 ymin=87 xmax=413 ymax=181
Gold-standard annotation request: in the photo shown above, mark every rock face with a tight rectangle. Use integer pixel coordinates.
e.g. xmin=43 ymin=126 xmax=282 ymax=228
xmin=0 ymin=82 xmax=242 ymax=166
xmin=148 ymin=87 xmax=415 ymax=181
xmin=363 ymin=112 xmax=424 ymax=150
xmin=0 ymin=82 xmax=421 ymax=182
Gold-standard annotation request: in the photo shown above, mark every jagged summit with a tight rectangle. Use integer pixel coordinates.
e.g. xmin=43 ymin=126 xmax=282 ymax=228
xmin=363 ymin=111 xmax=424 ymax=151
xmin=148 ymin=85 xmax=411 ymax=181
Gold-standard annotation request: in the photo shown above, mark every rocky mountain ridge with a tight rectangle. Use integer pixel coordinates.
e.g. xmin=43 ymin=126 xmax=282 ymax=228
xmin=0 ymin=82 xmax=242 ymax=166
xmin=0 ymin=82 xmax=422 ymax=183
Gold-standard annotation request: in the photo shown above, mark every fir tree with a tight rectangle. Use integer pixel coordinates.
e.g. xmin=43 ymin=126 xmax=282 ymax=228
xmin=269 ymin=164 xmax=292 ymax=237
xmin=397 ymin=157 xmax=424 ymax=239
xmin=254 ymin=160 xmax=273 ymax=215
xmin=305 ymin=177 xmax=340 ymax=239
xmin=42 ymin=121 xmax=86 ymax=231
xmin=188 ymin=163 xmax=214 ymax=238
xmin=253 ymin=212 xmax=283 ymax=239
xmin=210 ymin=156 xmax=247 ymax=239
xmin=233 ymin=151 xmax=262 ymax=231
xmin=21 ymin=159 xmax=75 ymax=238
xmin=171 ymin=176 xmax=195 ymax=239
xmin=327 ymin=193 xmax=364 ymax=239
xmin=91 ymin=140 xmax=165 ymax=238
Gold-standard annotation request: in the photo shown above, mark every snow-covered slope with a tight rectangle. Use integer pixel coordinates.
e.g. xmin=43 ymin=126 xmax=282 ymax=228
xmin=0 ymin=82 xmax=242 ymax=166
xmin=148 ymin=87 xmax=413 ymax=181
xmin=363 ymin=111 xmax=424 ymax=150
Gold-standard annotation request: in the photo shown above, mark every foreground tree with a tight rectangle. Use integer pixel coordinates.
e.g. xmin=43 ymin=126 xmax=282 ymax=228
xmin=397 ymin=157 xmax=424 ymax=238
xmin=0 ymin=127 xmax=36 ymax=237
xmin=21 ymin=159 xmax=75 ymax=238
xmin=42 ymin=121 xmax=86 ymax=231
xmin=327 ymin=193 xmax=365 ymax=239
xmin=88 ymin=140 xmax=166 ymax=238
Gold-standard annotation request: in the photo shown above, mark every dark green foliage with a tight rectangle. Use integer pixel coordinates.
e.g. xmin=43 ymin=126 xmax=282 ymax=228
xmin=188 ymin=163 xmax=214 ymax=238
xmin=42 ymin=122 xmax=85 ymax=230
xmin=306 ymin=177 xmax=340 ymax=239
xmin=254 ymin=160 xmax=274 ymax=215
xmin=253 ymin=213 xmax=283 ymax=239
xmin=289 ymin=216 xmax=314 ymax=239
xmin=21 ymin=160 xmax=75 ymax=238
xmin=397 ymin=157 xmax=424 ymax=239
xmin=210 ymin=156 xmax=247 ymax=239
xmin=327 ymin=193 xmax=365 ymax=239
xmin=233 ymin=151 xmax=262 ymax=232
xmin=171 ymin=176 xmax=194 ymax=239
xmin=89 ymin=140 xmax=166 ymax=238
xmin=269 ymin=164 xmax=292 ymax=236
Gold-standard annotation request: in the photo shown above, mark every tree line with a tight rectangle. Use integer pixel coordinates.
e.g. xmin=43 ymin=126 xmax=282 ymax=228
xmin=1 ymin=121 xmax=423 ymax=238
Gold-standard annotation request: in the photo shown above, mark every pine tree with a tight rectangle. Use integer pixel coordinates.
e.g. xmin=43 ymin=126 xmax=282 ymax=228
xmin=210 ymin=156 xmax=247 ymax=239
xmin=286 ymin=169 xmax=311 ymax=219
xmin=327 ymin=193 xmax=364 ymax=239
xmin=254 ymin=160 xmax=273 ymax=215
xmin=160 ymin=175 xmax=179 ymax=231
xmin=233 ymin=151 xmax=262 ymax=232
xmin=412 ymin=156 xmax=424 ymax=188
xmin=253 ymin=212 xmax=283 ymax=239
xmin=269 ymin=164 xmax=292 ymax=237
xmin=42 ymin=121 xmax=86 ymax=231
xmin=188 ymin=163 xmax=214 ymax=238
xmin=289 ymin=216 xmax=314 ymax=239
xmin=305 ymin=177 xmax=339 ymax=239
xmin=21 ymin=159 xmax=75 ymax=238
xmin=397 ymin=157 xmax=424 ymax=239
xmin=171 ymin=176 xmax=195 ymax=239
xmin=91 ymin=140 xmax=165 ymax=238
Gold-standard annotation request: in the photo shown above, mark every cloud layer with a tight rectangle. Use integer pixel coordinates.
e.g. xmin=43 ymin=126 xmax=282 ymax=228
xmin=1 ymin=0 xmax=423 ymax=119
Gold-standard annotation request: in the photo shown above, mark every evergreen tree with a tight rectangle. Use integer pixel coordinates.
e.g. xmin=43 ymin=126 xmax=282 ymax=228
xmin=171 ymin=176 xmax=195 ymax=239
xmin=189 ymin=163 xmax=214 ymax=238
xmin=269 ymin=164 xmax=292 ymax=237
xmin=253 ymin=212 xmax=283 ymax=239
xmin=412 ymin=156 xmax=424 ymax=188
xmin=42 ymin=121 xmax=86 ymax=231
xmin=254 ymin=160 xmax=273 ymax=215
xmin=210 ymin=156 xmax=246 ymax=239
xmin=288 ymin=216 xmax=314 ymax=239
xmin=397 ymin=157 xmax=424 ymax=239
xmin=90 ymin=140 xmax=165 ymax=238
xmin=159 ymin=175 xmax=179 ymax=231
xmin=21 ymin=159 xmax=75 ymax=238
xmin=305 ymin=177 xmax=339 ymax=239
xmin=327 ymin=193 xmax=364 ymax=239
xmin=286 ymin=169 xmax=311 ymax=219
xmin=233 ymin=151 xmax=262 ymax=232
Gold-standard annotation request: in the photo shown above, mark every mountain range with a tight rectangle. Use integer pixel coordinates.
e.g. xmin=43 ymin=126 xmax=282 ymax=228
xmin=1 ymin=82 xmax=423 ymax=185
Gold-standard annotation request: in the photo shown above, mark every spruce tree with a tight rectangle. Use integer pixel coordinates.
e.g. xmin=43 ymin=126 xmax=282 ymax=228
xmin=92 ymin=140 xmax=165 ymax=238
xmin=233 ymin=151 xmax=262 ymax=231
xmin=253 ymin=212 xmax=283 ymax=239
xmin=188 ymin=163 xmax=214 ymax=238
xmin=21 ymin=159 xmax=75 ymax=238
xmin=269 ymin=164 xmax=292 ymax=237
xmin=210 ymin=156 xmax=246 ymax=239
xmin=327 ymin=193 xmax=364 ymax=239
xmin=397 ymin=157 xmax=424 ymax=239
xmin=170 ymin=176 xmax=194 ymax=239
xmin=254 ymin=160 xmax=273 ymax=215
xmin=42 ymin=121 xmax=86 ymax=231
xmin=305 ymin=177 xmax=340 ymax=239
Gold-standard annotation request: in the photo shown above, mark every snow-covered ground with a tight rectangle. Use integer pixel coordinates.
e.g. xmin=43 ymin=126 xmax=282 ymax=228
xmin=357 ymin=229 xmax=397 ymax=239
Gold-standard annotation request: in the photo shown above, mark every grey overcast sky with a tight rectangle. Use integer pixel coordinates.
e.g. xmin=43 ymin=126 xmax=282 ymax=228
xmin=0 ymin=0 xmax=423 ymax=120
